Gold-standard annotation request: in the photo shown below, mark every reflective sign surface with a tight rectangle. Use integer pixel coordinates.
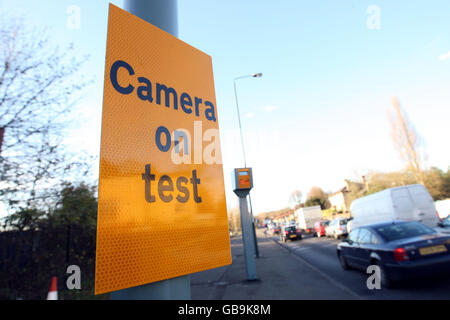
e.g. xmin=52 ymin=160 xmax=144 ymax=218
xmin=95 ymin=4 xmax=231 ymax=295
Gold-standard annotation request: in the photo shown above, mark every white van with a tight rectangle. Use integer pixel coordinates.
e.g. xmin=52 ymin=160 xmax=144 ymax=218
xmin=435 ymin=199 xmax=450 ymax=219
xmin=349 ymin=184 xmax=440 ymax=231
xmin=295 ymin=205 xmax=322 ymax=232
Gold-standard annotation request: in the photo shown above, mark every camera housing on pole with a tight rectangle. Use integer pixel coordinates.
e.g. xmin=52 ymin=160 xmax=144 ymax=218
xmin=232 ymin=168 xmax=253 ymax=197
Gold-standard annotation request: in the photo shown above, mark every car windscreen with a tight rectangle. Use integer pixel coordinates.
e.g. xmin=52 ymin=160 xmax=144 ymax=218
xmin=374 ymin=222 xmax=436 ymax=241
xmin=285 ymin=226 xmax=296 ymax=232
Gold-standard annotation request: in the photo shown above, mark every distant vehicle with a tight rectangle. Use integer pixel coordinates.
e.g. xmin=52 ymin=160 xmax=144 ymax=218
xmin=435 ymin=199 xmax=450 ymax=220
xmin=314 ymin=220 xmax=329 ymax=238
xmin=350 ymin=184 xmax=440 ymax=230
xmin=269 ymin=224 xmax=281 ymax=235
xmin=346 ymin=218 xmax=355 ymax=234
xmin=435 ymin=216 xmax=450 ymax=235
xmin=337 ymin=220 xmax=450 ymax=288
xmin=280 ymin=225 xmax=302 ymax=242
xmin=295 ymin=206 xmax=323 ymax=235
xmin=325 ymin=218 xmax=349 ymax=239
xmin=263 ymin=218 xmax=273 ymax=228
xmin=266 ymin=223 xmax=277 ymax=236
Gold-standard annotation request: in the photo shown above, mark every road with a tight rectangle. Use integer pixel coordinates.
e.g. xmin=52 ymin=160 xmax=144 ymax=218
xmin=270 ymin=233 xmax=450 ymax=300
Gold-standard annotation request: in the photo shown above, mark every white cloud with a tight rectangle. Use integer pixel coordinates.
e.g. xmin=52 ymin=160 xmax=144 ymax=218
xmin=439 ymin=51 xmax=450 ymax=61
xmin=262 ymin=105 xmax=280 ymax=112
xmin=244 ymin=112 xmax=255 ymax=118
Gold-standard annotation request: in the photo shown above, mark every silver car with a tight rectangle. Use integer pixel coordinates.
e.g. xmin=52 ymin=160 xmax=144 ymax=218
xmin=325 ymin=218 xmax=349 ymax=239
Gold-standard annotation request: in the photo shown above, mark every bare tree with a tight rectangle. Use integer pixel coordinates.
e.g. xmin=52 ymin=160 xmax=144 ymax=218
xmin=288 ymin=190 xmax=303 ymax=209
xmin=388 ymin=97 xmax=426 ymax=184
xmin=0 ymin=16 xmax=91 ymax=213
xmin=227 ymin=206 xmax=241 ymax=235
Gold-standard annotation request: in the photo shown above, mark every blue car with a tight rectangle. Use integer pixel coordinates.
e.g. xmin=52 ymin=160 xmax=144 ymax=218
xmin=337 ymin=220 xmax=450 ymax=288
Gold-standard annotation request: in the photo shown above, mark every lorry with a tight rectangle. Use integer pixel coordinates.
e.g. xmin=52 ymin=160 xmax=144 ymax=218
xmin=294 ymin=205 xmax=323 ymax=235
xmin=348 ymin=184 xmax=440 ymax=232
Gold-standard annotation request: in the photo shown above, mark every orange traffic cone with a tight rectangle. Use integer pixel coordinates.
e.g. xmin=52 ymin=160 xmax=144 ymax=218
xmin=46 ymin=277 xmax=58 ymax=300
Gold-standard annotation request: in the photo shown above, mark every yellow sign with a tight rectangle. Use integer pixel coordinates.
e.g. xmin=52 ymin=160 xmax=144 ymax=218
xmin=95 ymin=4 xmax=231 ymax=295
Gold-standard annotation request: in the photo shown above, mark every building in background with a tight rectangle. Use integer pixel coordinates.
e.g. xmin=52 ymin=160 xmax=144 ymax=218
xmin=328 ymin=177 xmax=369 ymax=213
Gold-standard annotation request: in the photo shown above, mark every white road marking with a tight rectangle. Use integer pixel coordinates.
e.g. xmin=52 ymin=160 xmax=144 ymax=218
xmin=291 ymin=242 xmax=337 ymax=250
xmin=272 ymin=239 xmax=363 ymax=300
xmin=294 ymin=246 xmax=312 ymax=251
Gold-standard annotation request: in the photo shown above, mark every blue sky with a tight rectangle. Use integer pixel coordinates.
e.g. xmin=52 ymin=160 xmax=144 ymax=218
xmin=1 ymin=0 xmax=449 ymax=215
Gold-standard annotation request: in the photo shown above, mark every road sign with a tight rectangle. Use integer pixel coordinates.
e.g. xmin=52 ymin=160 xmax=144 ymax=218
xmin=95 ymin=4 xmax=231 ymax=295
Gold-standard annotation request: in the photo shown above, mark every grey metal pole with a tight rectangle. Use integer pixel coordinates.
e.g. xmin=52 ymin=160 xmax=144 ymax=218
xmin=238 ymin=195 xmax=258 ymax=280
xmin=124 ymin=0 xmax=178 ymax=37
xmin=110 ymin=276 xmax=190 ymax=300
xmin=248 ymin=195 xmax=260 ymax=258
xmin=110 ymin=0 xmax=190 ymax=300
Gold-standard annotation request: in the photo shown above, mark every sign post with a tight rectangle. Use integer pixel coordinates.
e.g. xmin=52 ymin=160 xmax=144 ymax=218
xmin=96 ymin=3 xmax=231 ymax=299
xmin=111 ymin=0 xmax=186 ymax=301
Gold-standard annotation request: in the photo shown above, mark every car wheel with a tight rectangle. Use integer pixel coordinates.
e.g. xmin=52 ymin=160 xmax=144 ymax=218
xmin=376 ymin=261 xmax=393 ymax=289
xmin=338 ymin=251 xmax=350 ymax=270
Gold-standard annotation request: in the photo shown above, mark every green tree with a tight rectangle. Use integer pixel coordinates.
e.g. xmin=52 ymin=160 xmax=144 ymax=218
xmin=305 ymin=197 xmax=327 ymax=209
xmin=363 ymin=167 xmax=450 ymax=201
xmin=53 ymin=182 xmax=98 ymax=226
xmin=2 ymin=208 xmax=45 ymax=231
xmin=422 ymin=167 xmax=450 ymax=200
xmin=305 ymin=186 xmax=330 ymax=209
xmin=366 ymin=170 xmax=416 ymax=195
xmin=0 ymin=182 xmax=99 ymax=300
xmin=442 ymin=167 xmax=450 ymax=198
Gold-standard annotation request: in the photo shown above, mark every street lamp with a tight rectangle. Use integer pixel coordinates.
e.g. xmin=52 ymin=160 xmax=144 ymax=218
xmin=233 ymin=73 xmax=262 ymax=168
xmin=233 ymin=72 xmax=262 ymax=259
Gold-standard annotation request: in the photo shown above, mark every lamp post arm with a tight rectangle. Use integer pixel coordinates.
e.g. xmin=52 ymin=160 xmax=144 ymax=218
xmin=233 ymin=79 xmax=247 ymax=168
